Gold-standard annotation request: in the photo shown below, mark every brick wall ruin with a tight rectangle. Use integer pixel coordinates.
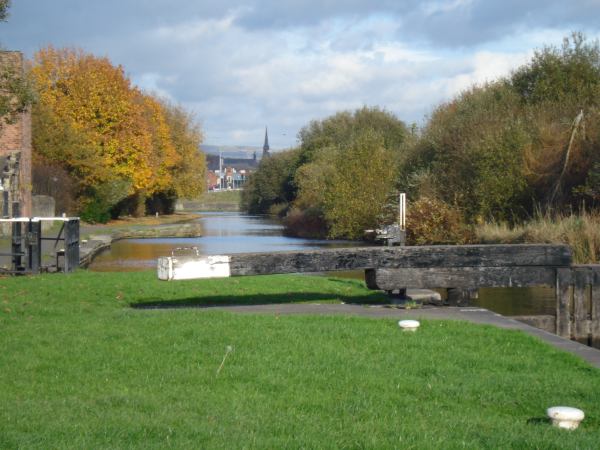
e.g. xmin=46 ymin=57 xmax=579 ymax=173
xmin=0 ymin=51 xmax=32 ymax=217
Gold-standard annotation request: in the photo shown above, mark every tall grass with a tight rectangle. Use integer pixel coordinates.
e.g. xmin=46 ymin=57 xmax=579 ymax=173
xmin=476 ymin=211 xmax=600 ymax=263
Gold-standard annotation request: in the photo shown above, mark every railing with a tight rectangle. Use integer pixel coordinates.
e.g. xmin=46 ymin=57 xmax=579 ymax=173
xmin=0 ymin=217 xmax=80 ymax=274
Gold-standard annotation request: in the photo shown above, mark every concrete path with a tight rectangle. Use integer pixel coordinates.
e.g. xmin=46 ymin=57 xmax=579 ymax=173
xmin=195 ymin=303 xmax=600 ymax=369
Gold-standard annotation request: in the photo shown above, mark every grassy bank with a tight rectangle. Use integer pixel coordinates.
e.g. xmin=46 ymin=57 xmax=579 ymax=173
xmin=179 ymin=190 xmax=242 ymax=212
xmin=80 ymin=212 xmax=202 ymax=239
xmin=476 ymin=211 xmax=600 ymax=264
xmin=1 ymin=271 xmax=600 ymax=448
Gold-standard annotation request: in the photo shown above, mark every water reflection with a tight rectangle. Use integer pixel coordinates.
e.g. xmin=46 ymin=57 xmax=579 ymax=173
xmin=89 ymin=211 xmax=361 ymax=272
xmin=474 ymin=287 xmax=556 ymax=316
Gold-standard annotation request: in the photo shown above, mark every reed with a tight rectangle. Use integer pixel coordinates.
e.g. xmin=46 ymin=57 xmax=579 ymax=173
xmin=476 ymin=211 xmax=600 ymax=263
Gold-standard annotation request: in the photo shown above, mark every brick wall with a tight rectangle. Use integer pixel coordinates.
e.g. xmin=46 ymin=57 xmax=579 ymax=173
xmin=0 ymin=51 xmax=32 ymax=216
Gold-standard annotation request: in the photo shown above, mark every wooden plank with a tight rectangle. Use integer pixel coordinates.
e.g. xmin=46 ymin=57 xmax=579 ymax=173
xmin=573 ymin=267 xmax=592 ymax=342
xmin=556 ymin=268 xmax=572 ymax=339
xmin=591 ymin=267 xmax=600 ymax=348
xmin=365 ymin=266 xmax=557 ymax=290
xmin=158 ymin=244 xmax=572 ymax=280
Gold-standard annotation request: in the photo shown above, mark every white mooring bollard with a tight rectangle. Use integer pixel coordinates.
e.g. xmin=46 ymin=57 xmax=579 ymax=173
xmin=398 ymin=320 xmax=420 ymax=332
xmin=547 ymin=406 xmax=584 ymax=430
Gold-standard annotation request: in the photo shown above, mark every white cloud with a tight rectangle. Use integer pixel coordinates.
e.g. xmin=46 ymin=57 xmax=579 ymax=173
xmin=132 ymin=73 xmax=177 ymax=100
xmin=421 ymin=0 xmax=474 ymax=16
xmin=151 ymin=10 xmax=242 ymax=43
xmin=4 ymin=1 xmax=600 ymax=148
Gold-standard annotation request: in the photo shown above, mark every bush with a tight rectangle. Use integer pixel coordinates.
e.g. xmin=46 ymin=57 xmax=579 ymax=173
xmin=79 ymin=198 xmax=111 ymax=224
xmin=406 ymin=197 xmax=471 ymax=245
xmin=283 ymin=207 xmax=328 ymax=238
xmin=145 ymin=190 xmax=177 ymax=215
xmin=268 ymin=202 xmax=288 ymax=218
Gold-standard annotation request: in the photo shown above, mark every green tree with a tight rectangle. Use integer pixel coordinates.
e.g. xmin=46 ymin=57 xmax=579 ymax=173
xmin=412 ymin=82 xmax=530 ymax=222
xmin=241 ymin=148 xmax=301 ymax=215
xmin=511 ymin=33 xmax=600 ymax=209
xmin=319 ymin=130 xmax=397 ymax=238
xmin=297 ymin=106 xmax=407 ymax=166
xmin=0 ymin=1 xmax=10 ymax=21
xmin=512 ymin=32 xmax=600 ymax=108
xmin=292 ymin=108 xmax=407 ymax=238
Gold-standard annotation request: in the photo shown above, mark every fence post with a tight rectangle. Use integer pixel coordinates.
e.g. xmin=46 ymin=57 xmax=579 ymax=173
xmin=63 ymin=219 xmax=80 ymax=273
xmin=27 ymin=219 xmax=41 ymax=274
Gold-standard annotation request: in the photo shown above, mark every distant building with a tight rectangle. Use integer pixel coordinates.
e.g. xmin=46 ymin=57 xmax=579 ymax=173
xmin=262 ymin=127 xmax=270 ymax=159
xmin=205 ymin=128 xmax=273 ymax=190
xmin=207 ymin=167 xmax=249 ymax=191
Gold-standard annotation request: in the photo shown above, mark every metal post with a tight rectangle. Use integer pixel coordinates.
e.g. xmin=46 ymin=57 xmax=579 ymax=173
xmin=11 ymin=203 xmax=22 ymax=272
xmin=63 ymin=219 xmax=80 ymax=273
xmin=399 ymin=193 xmax=406 ymax=231
xmin=11 ymin=220 xmax=22 ymax=271
xmin=1 ymin=190 xmax=8 ymax=217
xmin=27 ymin=219 xmax=41 ymax=274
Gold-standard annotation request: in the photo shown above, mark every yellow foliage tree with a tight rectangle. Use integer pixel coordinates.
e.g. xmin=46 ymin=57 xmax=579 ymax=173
xmin=160 ymin=101 xmax=206 ymax=199
xmin=31 ymin=47 xmax=153 ymax=191
xmin=30 ymin=46 xmax=206 ymax=220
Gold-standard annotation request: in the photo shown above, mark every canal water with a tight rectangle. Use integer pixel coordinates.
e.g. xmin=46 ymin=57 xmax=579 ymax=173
xmin=89 ymin=211 xmax=555 ymax=316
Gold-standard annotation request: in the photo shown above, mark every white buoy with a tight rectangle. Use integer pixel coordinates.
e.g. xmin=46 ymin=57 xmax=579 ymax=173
xmin=398 ymin=320 xmax=420 ymax=332
xmin=547 ymin=406 xmax=584 ymax=430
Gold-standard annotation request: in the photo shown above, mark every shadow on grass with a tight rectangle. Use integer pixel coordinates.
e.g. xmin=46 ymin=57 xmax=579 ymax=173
xmin=526 ymin=417 xmax=551 ymax=427
xmin=131 ymin=291 xmax=388 ymax=310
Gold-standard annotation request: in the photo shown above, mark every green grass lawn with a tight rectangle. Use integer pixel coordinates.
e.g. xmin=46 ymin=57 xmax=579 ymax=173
xmin=181 ymin=190 xmax=241 ymax=212
xmin=1 ymin=271 xmax=600 ymax=449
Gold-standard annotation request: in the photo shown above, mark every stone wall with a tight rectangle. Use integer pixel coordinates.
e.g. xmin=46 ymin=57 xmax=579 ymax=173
xmin=0 ymin=51 xmax=32 ymax=216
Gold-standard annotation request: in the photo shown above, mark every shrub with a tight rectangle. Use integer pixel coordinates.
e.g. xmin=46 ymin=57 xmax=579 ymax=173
xmin=79 ymin=198 xmax=111 ymax=224
xmin=406 ymin=197 xmax=472 ymax=245
xmin=283 ymin=207 xmax=328 ymax=238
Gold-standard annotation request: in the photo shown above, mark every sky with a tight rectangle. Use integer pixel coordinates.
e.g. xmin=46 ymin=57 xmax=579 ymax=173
xmin=2 ymin=0 xmax=600 ymax=149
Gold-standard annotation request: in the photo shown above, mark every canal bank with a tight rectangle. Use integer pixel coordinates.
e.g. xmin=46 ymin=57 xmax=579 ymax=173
xmin=78 ymin=213 xmax=205 ymax=267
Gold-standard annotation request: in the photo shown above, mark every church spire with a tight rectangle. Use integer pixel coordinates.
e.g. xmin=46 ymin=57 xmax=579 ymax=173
xmin=262 ymin=126 xmax=270 ymax=158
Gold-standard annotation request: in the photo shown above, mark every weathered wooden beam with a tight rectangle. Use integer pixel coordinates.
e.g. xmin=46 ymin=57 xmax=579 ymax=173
xmin=591 ymin=266 xmax=600 ymax=348
xmin=157 ymin=244 xmax=572 ymax=281
xmin=364 ymin=266 xmax=557 ymax=290
xmin=573 ymin=266 xmax=592 ymax=342
xmin=556 ymin=268 xmax=572 ymax=339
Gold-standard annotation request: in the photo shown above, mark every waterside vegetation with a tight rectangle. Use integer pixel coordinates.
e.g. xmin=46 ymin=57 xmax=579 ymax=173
xmin=243 ymin=33 xmax=600 ymax=262
xmin=1 ymin=271 xmax=600 ymax=448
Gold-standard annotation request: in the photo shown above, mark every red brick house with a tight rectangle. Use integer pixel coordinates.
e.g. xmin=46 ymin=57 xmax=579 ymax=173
xmin=0 ymin=51 xmax=32 ymax=217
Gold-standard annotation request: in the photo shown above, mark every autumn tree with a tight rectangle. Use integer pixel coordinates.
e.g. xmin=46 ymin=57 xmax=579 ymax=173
xmin=512 ymin=33 xmax=600 ymax=209
xmin=160 ymin=101 xmax=206 ymax=199
xmin=30 ymin=46 xmax=205 ymax=221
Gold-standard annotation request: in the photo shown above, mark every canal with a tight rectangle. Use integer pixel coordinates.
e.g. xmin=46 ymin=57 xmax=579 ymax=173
xmin=89 ymin=211 xmax=556 ymax=316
